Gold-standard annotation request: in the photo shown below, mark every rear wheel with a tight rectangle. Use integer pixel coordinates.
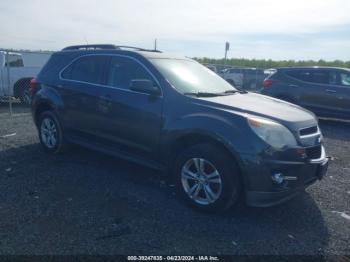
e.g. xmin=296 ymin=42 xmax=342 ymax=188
xmin=16 ymin=79 xmax=32 ymax=105
xmin=19 ymin=87 xmax=31 ymax=105
xmin=38 ymin=111 xmax=68 ymax=154
xmin=174 ymin=143 xmax=242 ymax=212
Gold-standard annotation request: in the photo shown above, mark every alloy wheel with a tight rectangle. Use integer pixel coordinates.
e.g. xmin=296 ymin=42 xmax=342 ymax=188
xmin=40 ymin=117 xmax=58 ymax=149
xmin=181 ymin=158 xmax=223 ymax=205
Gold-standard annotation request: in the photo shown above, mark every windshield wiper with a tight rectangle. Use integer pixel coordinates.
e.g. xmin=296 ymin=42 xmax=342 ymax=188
xmin=224 ymin=89 xmax=248 ymax=94
xmin=224 ymin=90 xmax=239 ymax=94
xmin=184 ymin=92 xmax=226 ymax=97
xmin=184 ymin=89 xmax=248 ymax=97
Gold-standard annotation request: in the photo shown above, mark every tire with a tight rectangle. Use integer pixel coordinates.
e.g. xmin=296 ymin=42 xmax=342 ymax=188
xmin=17 ymin=80 xmax=32 ymax=106
xmin=19 ymin=87 xmax=31 ymax=105
xmin=174 ymin=143 xmax=242 ymax=212
xmin=38 ymin=111 xmax=68 ymax=154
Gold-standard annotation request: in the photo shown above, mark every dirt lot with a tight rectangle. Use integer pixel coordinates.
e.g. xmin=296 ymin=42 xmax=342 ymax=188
xmin=0 ymin=104 xmax=349 ymax=256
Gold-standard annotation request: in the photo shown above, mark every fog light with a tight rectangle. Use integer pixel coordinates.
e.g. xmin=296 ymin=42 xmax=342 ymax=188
xmin=296 ymin=148 xmax=307 ymax=158
xmin=272 ymin=173 xmax=284 ymax=184
xmin=272 ymin=173 xmax=297 ymax=184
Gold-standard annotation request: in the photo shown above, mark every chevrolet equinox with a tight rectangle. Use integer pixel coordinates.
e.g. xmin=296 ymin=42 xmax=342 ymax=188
xmin=31 ymin=45 xmax=329 ymax=211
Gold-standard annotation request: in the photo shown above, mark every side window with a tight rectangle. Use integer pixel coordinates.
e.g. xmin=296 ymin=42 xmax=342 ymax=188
xmin=297 ymin=71 xmax=312 ymax=82
xmin=311 ymin=70 xmax=329 ymax=84
xmin=340 ymin=71 xmax=350 ymax=87
xmin=286 ymin=70 xmax=330 ymax=84
xmin=5 ymin=54 xmax=24 ymax=67
xmin=286 ymin=70 xmax=312 ymax=82
xmin=329 ymin=71 xmax=338 ymax=85
xmin=107 ymin=57 xmax=155 ymax=90
xmin=232 ymin=69 xmax=241 ymax=74
xmin=62 ymin=56 xmax=107 ymax=84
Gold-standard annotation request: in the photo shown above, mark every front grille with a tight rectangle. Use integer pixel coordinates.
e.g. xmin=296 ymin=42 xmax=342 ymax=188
xmin=306 ymin=145 xmax=322 ymax=159
xmin=300 ymin=126 xmax=318 ymax=136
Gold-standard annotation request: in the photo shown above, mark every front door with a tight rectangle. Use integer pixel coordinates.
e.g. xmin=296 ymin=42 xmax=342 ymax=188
xmin=326 ymin=70 xmax=350 ymax=118
xmin=94 ymin=55 xmax=163 ymax=158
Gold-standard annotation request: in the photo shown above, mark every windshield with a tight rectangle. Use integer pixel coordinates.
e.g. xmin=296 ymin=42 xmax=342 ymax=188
xmin=150 ymin=58 xmax=237 ymax=94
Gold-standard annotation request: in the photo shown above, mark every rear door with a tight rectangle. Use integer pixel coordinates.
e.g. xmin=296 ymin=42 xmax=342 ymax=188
xmin=285 ymin=69 xmax=336 ymax=114
xmin=59 ymin=55 xmax=110 ymax=136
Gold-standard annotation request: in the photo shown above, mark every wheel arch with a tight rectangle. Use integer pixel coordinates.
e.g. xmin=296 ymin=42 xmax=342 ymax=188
xmin=167 ymin=132 xmax=246 ymax=186
xmin=34 ymin=102 xmax=55 ymax=127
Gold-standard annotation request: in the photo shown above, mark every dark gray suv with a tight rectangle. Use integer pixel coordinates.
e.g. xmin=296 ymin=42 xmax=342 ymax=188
xmin=261 ymin=67 xmax=350 ymax=119
xmin=31 ymin=45 xmax=329 ymax=212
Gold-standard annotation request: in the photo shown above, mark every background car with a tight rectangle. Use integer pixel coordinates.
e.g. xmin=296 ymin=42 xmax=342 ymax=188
xmin=261 ymin=67 xmax=350 ymax=119
xmin=240 ymin=68 xmax=267 ymax=90
xmin=0 ymin=51 xmax=50 ymax=105
xmin=219 ymin=68 xmax=243 ymax=87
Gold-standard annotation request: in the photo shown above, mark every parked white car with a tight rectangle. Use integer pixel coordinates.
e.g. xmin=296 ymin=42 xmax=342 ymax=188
xmin=0 ymin=51 xmax=51 ymax=104
xmin=220 ymin=68 xmax=243 ymax=88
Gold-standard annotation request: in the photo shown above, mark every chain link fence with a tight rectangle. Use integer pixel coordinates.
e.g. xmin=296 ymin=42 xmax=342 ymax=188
xmin=202 ymin=63 xmax=272 ymax=92
xmin=0 ymin=49 xmax=52 ymax=117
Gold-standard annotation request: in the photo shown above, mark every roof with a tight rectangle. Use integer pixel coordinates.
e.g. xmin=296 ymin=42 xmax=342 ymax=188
xmin=59 ymin=44 xmax=189 ymax=60
xmin=135 ymin=50 xmax=189 ymax=60
xmin=276 ymin=66 xmax=350 ymax=71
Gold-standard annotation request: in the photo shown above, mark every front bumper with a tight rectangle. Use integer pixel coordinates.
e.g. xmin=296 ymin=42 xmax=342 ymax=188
xmin=241 ymin=146 xmax=329 ymax=207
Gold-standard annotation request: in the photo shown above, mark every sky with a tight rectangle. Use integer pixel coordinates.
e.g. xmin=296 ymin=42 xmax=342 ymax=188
xmin=1 ymin=0 xmax=350 ymax=60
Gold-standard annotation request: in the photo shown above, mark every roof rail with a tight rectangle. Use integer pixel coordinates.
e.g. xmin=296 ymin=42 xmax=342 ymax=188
xmin=62 ymin=44 xmax=119 ymax=51
xmin=116 ymin=46 xmax=162 ymax=53
xmin=62 ymin=44 xmax=161 ymax=53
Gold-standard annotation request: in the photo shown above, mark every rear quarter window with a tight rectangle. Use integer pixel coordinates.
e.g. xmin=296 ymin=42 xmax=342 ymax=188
xmin=61 ymin=55 xmax=108 ymax=85
xmin=285 ymin=70 xmax=312 ymax=82
xmin=285 ymin=69 xmax=330 ymax=84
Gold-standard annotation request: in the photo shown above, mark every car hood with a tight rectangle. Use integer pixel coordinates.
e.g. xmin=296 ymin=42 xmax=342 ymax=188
xmin=197 ymin=92 xmax=317 ymax=130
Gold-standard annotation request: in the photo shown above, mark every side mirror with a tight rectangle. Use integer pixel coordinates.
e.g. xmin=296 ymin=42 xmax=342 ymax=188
xmin=129 ymin=79 xmax=160 ymax=95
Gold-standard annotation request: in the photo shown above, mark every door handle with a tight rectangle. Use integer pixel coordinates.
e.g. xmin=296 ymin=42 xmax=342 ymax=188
xmin=288 ymin=84 xmax=299 ymax=88
xmin=325 ymin=89 xmax=337 ymax=93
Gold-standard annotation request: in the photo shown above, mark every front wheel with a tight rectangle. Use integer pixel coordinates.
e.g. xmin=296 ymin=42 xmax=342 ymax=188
xmin=38 ymin=111 xmax=68 ymax=154
xmin=174 ymin=143 xmax=242 ymax=212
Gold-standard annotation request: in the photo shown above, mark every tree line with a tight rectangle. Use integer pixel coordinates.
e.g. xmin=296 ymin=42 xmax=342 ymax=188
xmin=194 ymin=57 xmax=350 ymax=69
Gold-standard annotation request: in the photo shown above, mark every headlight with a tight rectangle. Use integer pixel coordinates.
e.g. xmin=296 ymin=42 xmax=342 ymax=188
xmin=247 ymin=116 xmax=297 ymax=150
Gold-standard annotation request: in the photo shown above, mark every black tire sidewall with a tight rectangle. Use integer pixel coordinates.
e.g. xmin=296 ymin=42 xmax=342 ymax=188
xmin=174 ymin=143 xmax=241 ymax=211
xmin=38 ymin=111 xmax=65 ymax=154
xmin=18 ymin=80 xmax=31 ymax=106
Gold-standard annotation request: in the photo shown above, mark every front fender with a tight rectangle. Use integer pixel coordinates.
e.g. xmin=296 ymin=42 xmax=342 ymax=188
xmin=161 ymin=112 xmax=258 ymax=164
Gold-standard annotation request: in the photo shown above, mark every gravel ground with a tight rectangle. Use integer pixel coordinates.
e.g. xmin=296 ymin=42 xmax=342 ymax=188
xmin=0 ymin=104 xmax=349 ymax=256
